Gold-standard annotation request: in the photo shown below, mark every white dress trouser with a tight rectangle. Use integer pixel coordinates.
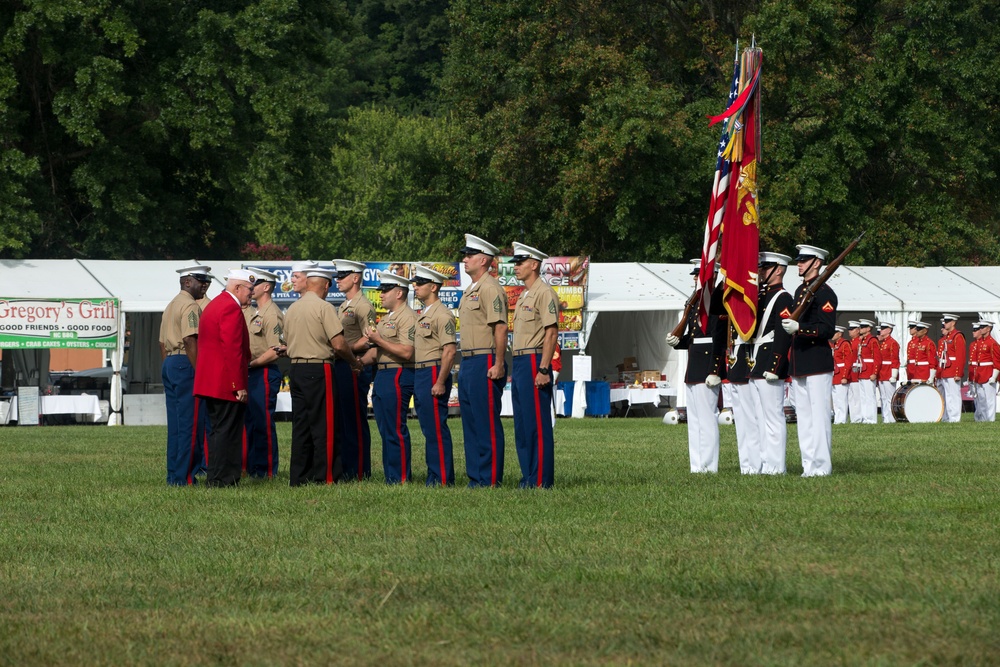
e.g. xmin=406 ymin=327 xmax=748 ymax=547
xmin=730 ymin=383 xmax=761 ymax=474
xmin=686 ymin=382 xmax=720 ymax=473
xmin=792 ymin=374 xmax=833 ymax=477
xmin=832 ymin=383 xmax=849 ymax=424
xmin=848 ymin=382 xmax=862 ymax=423
xmin=938 ymin=378 xmax=962 ymax=422
xmin=972 ymin=383 xmax=996 ymax=422
xmin=858 ymin=379 xmax=877 ymax=424
xmin=747 ymin=378 xmax=787 ymax=475
xmin=879 ymin=380 xmax=896 ymax=423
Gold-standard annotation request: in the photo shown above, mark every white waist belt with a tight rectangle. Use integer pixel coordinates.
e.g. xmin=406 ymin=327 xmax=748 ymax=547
xmin=881 ymin=361 xmax=893 ymax=364
xmin=915 ymin=361 xmax=930 ymax=365
xmin=836 ymin=363 xmax=845 ymax=367
xmin=947 ymin=356 xmax=956 ymax=360
xmin=692 ymin=337 xmax=713 ymax=344
xmin=862 ymin=358 xmax=874 ymax=362
xmin=979 ymin=362 xmax=994 ymax=366
xmin=756 ymin=331 xmax=775 ymax=344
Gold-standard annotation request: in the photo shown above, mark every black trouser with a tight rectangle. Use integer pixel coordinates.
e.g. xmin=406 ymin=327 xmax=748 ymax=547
xmin=289 ymin=362 xmax=342 ymax=486
xmin=205 ymin=397 xmax=246 ymax=487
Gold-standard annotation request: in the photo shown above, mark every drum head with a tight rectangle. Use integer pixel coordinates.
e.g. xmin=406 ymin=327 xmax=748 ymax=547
xmin=903 ymin=384 xmax=944 ymax=423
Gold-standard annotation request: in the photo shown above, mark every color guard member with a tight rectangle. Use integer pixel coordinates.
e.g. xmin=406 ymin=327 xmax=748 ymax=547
xmin=906 ymin=322 xmax=937 ymax=384
xmin=333 ymin=259 xmax=377 ymax=481
xmin=855 ymin=319 xmax=881 ymax=424
xmin=831 ymin=325 xmax=851 ymax=424
xmin=782 ymin=244 xmax=837 ymax=477
xmin=747 ymin=252 xmax=794 ymax=475
xmin=968 ymin=321 xmax=1000 ymax=421
xmin=411 ymin=265 xmax=458 ymax=486
xmin=937 ymin=313 xmax=966 ymax=422
xmin=723 ymin=313 xmax=759 ymax=473
xmin=877 ymin=322 xmax=900 ymax=423
xmin=457 ymin=234 xmax=508 ymax=488
xmin=284 ymin=262 xmax=361 ymax=486
xmin=665 ymin=259 xmax=727 ymax=473
xmin=159 ymin=264 xmax=212 ymax=486
xmin=510 ymin=242 xmax=559 ymax=488
xmin=243 ymin=268 xmax=284 ymax=478
xmin=362 ymin=271 xmax=417 ymax=484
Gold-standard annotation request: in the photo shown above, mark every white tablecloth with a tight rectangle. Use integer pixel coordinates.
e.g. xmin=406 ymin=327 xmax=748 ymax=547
xmin=500 ymin=384 xmax=565 ymax=417
xmin=5 ymin=394 xmax=103 ymax=423
xmin=609 ymin=387 xmax=666 ymax=407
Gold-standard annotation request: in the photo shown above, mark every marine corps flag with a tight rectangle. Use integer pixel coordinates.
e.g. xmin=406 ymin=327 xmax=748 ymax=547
xmin=710 ymin=46 xmax=762 ymax=341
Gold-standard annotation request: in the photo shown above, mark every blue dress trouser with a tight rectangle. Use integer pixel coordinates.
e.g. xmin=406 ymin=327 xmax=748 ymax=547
xmin=243 ymin=365 xmax=280 ymax=478
xmin=512 ymin=354 xmax=554 ymax=488
xmin=373 ymin=366 xmax=414 ymax=484
xmin=414 ymin=365 xmax=454 ymax=486
xmin=458 ymin=353 xmax=505 ymax=487
xmin=335 ymin=360 xmax=373 ymax=481
xmin=162 ymin=355 xmax=208 ymax=486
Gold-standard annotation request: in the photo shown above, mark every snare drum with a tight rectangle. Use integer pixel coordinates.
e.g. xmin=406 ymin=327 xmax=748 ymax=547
xmin=890 ymin=384 xmax=944 ymax=423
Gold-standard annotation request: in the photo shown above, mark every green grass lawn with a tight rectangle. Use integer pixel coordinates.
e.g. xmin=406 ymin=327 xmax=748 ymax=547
xmin=2 ymin=417 xmax=999 ymax=666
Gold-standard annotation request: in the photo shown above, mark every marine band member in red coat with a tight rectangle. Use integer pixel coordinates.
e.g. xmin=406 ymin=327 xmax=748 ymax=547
xmin=831 ymin=325 xmax=852 ymax=424
xmin=194 ymin=269 xmax=254 ymax=488
xmin=855 ymin=319 xmax=882 ymax=424
xmin=877 ymin=322 xmax=900 ymax=423
xmin=968 ymin=320 xmax=1000 ymax=422
xmin=906 ymin=322 xmax=937 ymax=384
xmin=937 ymin=313 xmax=966 ymax=422
xmin=846 ymin=321 xmax=862 ymax=423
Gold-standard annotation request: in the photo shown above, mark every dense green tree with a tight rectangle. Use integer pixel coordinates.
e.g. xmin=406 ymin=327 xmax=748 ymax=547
xmin=0 ymin=0 xmax=351 ymax=259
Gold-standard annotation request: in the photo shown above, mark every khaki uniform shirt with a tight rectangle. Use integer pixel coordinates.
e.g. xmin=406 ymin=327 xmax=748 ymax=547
xmin=376 ymin=305 xmax=417 ymax=365
xmin=244 ymin=299 xmax=285 ymax=360
xmin=284 ymin=292 xmax=344 ymax=361
xmin=414 ymin=302 xmax=457 ymax=364
xmin=159 ymin=291 xmax=201 ymax=354
xmin=512 ymin=281 xmax=560 ymax=351
xmin=338 ymin=294 xmax=376 ymax=347
xmin=457 ymin=273 xmax=506 ymax=352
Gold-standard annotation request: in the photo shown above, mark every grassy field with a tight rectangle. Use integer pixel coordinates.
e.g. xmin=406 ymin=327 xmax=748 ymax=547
xmin=1 ymin=417 xmax=999 ymax=666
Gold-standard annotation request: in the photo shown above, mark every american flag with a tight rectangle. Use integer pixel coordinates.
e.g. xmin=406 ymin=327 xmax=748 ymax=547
xmin=695 ymin=52 xmax=741 ymax=331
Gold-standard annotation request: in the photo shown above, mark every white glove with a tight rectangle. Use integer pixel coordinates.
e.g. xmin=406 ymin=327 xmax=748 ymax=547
xmin=928 ymin=370 xmax=936 ymax=382
xmin=705 ymin=374 xmax=721 ymax=388
xmin=664 ymin=334 xmax=680 ymax=347
xmin=763 ymin=371 xmax=780 ymax=383
xmin=890 ymin=370 xmax=898 ymax=382
xmin=781 ymin=318 xmax=799 ymax=334
xmin=990 ymin=370 xmax=998 ymax=385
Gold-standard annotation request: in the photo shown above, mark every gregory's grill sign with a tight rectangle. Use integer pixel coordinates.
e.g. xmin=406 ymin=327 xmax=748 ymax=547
xmin=0 ymin=298 xmax=119 ymax=349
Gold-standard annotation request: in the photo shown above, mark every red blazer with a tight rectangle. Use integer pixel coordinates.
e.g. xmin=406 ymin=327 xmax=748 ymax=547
xmin=878 ymin=336 xmax=900 ymax=381
xmin=194 ymin=292 xmax=251 ymax=401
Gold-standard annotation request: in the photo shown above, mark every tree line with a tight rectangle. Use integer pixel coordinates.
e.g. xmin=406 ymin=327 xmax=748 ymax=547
xmin=1 ymin=0 xmax=997 ymax=265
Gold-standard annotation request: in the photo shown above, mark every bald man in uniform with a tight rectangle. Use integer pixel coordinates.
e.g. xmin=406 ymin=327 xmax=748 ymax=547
xmin=362 ymin=271 xmax=418 ymax=484
xmin=333 ymin=259 xmax=377 ymax=481
xmin=284 ymin=263 xmax=362 ymax=486
xmin=509 ymin=242 xmax=559 ymax=488
xmin=159 ymin=265 xmax=212 ymax=486
xmin=243 ymin=268 xmax=285 ymax=478
xmin=457 ymin=234 xmax=509 ymax=488
xmin=411 ymin=265 xmax=458 ymax=486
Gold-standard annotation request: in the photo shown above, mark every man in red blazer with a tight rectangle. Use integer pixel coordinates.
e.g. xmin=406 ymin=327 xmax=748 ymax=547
xmin=195 ymin=269 xmax=254 ymax=487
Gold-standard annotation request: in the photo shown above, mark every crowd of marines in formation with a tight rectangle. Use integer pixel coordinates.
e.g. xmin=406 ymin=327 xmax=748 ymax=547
xmin=157 ymin=234 xmax=560 ymax=489
xmin=670 ymin=243 xmax=1000 ymax=478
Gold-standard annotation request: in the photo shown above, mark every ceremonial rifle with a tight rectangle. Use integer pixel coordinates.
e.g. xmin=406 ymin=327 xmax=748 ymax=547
xmin=669 ymin=288 xmax=701 ymax=339
xmin=788 ymin=230 xmax=866 ymax=321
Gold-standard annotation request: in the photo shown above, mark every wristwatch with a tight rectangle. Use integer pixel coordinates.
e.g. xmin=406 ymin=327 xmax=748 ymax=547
xmin=538 ymin=366 xmax=551 ymax=375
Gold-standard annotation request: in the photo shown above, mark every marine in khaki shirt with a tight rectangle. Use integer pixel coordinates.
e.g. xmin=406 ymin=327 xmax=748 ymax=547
xmin=159 ymin=270 xmax=210 ymax=367
xmin=458 ymin=272 xmax=506 ymax=354
xmin=244 ymin=298 xmax=285 ymax=362
xmin=369 ymin=301 xmax=417 ymax=367
xmin=338 ymin=292 xmax=377 ymax=352
xmin=415 ymin=301 xmax=457 ymax=364
xmin=284 ymin=291 xmax=346 ymax=361
xmin=512 ymin=281 xmax=560 ymax=352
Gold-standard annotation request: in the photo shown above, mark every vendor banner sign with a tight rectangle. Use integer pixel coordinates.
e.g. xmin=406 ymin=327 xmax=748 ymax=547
xmin=0 ymin=298 xmax=119 ymax=349
xmin=497 ymin=256 xmax=589 ymax=332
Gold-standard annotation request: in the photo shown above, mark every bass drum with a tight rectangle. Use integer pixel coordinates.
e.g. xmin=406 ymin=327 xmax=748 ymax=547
xmin=890 ymin=383 xmax=944 ymax=423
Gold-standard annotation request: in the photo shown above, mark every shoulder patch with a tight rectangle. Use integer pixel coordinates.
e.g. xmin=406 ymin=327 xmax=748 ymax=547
xmin=779 ymin=307 xmax=791 ymax=318
xmin=493 ymin=295 xmax=502 ymax=313
xmin=188 ymin=311 xmax=198 ymax=328
xmin=444 ymin=320 xmax=455 ymax=335
xmin=548 ymin=300 xmax=557 ymax=315
xmin=407 ymin=325 xmax=415 ymax=342
xmin=821 ymin=301 xmax=834 ymax=312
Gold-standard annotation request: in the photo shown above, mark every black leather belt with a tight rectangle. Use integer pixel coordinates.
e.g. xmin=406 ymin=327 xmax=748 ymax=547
xmin=377 ymin=362 xmax=415 ymax=369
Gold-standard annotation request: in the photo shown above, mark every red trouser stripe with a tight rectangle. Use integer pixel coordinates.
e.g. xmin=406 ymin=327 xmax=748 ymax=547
xmin=531 ymin=355 xmax=544 ymax=487
xmin=186 ymin=397 xmax=199 ymax=485
xmin=264 ymin=367 xmax=274 ymax=478
xmin=324 ymin=364 xmax=335 ymax=484
xmin=486 ymin=353 xmax=497 ymax=486
xmin=394 ymin=368 xmax=407 ymax=482
xmin=431 ymin=365 xmax=446 ymax=483
xmin=352 ymin=371 xmax=363 ymax=481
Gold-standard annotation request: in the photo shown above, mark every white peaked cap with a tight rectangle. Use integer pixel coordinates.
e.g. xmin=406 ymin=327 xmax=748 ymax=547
xmin=461 ymin=234 xmax=500 ymax=256
xmin=246 ymin=267 xmax=279 ymax=282
xmin=224 ymin=268 xmax=256 ymax=283
xmin=177 ymin=265 xmax=213 ymax=278
xmin=511 ymin=241 xmax=548 ymax=262
xmin=413 ymin=265 xmax=449 ymax=284
xmin=794 ymin=244 xmax=830 ymax=261
xmin=333 ymin=259 xmax=366 ymax=273
xmin=378 ymin=270 xmax=411 ymax=287
xmin=292 ymin=260 xmax=319 ymax=273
